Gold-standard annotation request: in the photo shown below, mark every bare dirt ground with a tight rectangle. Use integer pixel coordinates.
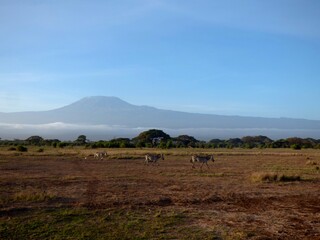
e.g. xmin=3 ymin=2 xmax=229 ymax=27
xmin=0 ymin=148 xmax=320 ymax=239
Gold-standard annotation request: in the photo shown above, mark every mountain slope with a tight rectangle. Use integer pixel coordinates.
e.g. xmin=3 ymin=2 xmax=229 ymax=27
xmin=0 ymin=96 xmax=320 ymax=130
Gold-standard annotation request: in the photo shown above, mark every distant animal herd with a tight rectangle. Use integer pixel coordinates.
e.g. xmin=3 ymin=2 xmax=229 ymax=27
xmin=85 ymin=151 xmax=215 ymax=169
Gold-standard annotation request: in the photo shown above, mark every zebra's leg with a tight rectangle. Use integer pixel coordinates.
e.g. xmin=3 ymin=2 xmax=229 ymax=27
xmin=206 ymin=162 xmax=210 ymax=169
xmin=191 ymin=161 xmax=195 ymax=168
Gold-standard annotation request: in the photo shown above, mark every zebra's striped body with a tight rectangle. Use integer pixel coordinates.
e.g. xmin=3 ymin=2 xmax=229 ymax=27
xmin=145 ymin=154 xmax=164 ymax=165
xmin=94 ymin=151 xmax=107 ymax=160
xmin=190 ymin=154 xmax=215 ymax=169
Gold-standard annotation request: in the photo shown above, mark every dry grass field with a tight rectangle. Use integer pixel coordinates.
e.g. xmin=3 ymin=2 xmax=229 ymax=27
xmin=0 ymin=147 xmax=320 ymax=239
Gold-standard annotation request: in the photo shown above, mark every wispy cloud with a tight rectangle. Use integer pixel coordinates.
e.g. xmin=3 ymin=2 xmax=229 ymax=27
xmin=161 ymin=0 xmax=320 ymax=39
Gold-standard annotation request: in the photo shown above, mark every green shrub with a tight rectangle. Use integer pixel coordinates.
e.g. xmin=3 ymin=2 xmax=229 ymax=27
xmin=17 ymin=145 xmax=28 ymax=152
xmin=58 ymin=142 xmax=68 ymax=148
xmin=291 ymin=144 xmax=301 ymax=150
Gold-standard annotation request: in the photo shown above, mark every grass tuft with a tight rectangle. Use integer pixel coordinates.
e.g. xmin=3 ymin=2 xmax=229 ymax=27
xmin=251 ymin=172 xmax=301 ymax=183
xmin=306 ymin=160 xmax=317 ymax=166
xmin=251 ymin=172 xmax=278 ymax=182
xmin=13 ymin=190 xmax=57 ymax=202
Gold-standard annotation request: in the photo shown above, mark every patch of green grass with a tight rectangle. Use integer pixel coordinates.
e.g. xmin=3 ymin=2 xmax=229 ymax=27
xmin=0 ymin=207 xmax=221 ymax=239
xmin=197 ymin=172 xmax=225 ymax=178
xmin=160 ymin=172 xmax=179 ymax=177
xmin=13 ymin=190 xmax=57 ymax=203
xmin=109 ymin=155 xmax=142 ymax=160
xmin=0 ymin=190 xmax=58 ymax=205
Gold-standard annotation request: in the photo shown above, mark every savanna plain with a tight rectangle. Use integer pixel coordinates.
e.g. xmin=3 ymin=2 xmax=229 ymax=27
xmin=0 ymin=147 xmax=319 ymax=239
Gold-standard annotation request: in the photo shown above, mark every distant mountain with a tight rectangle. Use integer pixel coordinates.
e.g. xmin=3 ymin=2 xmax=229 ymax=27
xmin=0 ymin=96 xmax=320 ymax=140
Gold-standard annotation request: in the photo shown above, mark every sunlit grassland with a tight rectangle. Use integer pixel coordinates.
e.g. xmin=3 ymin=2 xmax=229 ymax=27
xmin=1 ymin=147 xmax=319 ymax=239
xmin=2 ymin=145 xmax=320 ymax=156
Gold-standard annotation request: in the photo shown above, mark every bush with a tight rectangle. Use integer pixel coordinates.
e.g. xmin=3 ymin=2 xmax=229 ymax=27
xmin=291 ymin=144 xmax=301 ymax=150
xmin=17 ymin=145 xmax=28 ymax=152
xmin=58 ymin=142 xmax=69 ymax=148
xmin=278 ymin=174 xmax=300 ymax=182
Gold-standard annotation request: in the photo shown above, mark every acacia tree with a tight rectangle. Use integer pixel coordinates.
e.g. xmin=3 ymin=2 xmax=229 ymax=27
xmin=173 ymin=135 xmax=199 ymax=148
xmin=26 ymin=136 xmax=44 ymax=146
xmin=74 ymin=135 xmax=87 ymax=145
xmin=132 ymin=129 xmax=171 ymax=147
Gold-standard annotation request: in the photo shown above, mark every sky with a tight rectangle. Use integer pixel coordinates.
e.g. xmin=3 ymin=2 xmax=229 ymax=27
xmin=1 ymin=0 xmax=320 ymax=120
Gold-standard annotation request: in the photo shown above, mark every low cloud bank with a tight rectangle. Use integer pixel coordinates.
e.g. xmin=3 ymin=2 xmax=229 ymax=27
xmin=0 ymin=122 xmax=151 ymax=140
xmin=1 ymin=122 xmax=320 ymax=141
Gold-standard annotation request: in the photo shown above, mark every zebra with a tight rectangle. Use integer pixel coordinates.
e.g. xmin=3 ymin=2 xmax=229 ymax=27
xmin=190 ymin=154 xmax=215 ymax=169
xmin=144 ymin=153 xmax=164 ymax=165
xmin=94 ymin=151 xmax=107 ymax=160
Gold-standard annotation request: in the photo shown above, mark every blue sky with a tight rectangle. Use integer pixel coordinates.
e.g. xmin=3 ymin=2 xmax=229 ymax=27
xmin=1 ymin=0 xmax=320 ymax=120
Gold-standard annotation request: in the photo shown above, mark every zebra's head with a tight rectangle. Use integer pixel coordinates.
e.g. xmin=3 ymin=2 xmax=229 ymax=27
xmin=190 ymin=155 xmax=197 ymax=163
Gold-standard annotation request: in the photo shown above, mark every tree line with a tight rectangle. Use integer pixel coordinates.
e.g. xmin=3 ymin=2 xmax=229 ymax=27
xmin=1 ymin=129 xmax=320 ymax=150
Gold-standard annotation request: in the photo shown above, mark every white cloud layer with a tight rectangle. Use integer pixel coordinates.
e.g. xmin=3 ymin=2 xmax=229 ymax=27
xmin=1 ymin=122 xmax=320 ymax=141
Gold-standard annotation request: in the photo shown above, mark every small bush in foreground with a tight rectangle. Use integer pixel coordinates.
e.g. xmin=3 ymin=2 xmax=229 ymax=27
xmin=251 ymin=172 xmax=301 ymax=182
xmin=17 ymin=145 xmax=28 ymax=152
xmin=251 ymin=172 xmax=278 ymax=182
xmin=278 ymin=174 xmax=301 ymax=182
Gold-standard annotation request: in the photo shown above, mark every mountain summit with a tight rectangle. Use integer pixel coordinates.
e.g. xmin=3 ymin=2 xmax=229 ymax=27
xmin=0 ymin=96 xmax=320 ymax=139
xmin=59 ymin=96 xmax=134 ymax=111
